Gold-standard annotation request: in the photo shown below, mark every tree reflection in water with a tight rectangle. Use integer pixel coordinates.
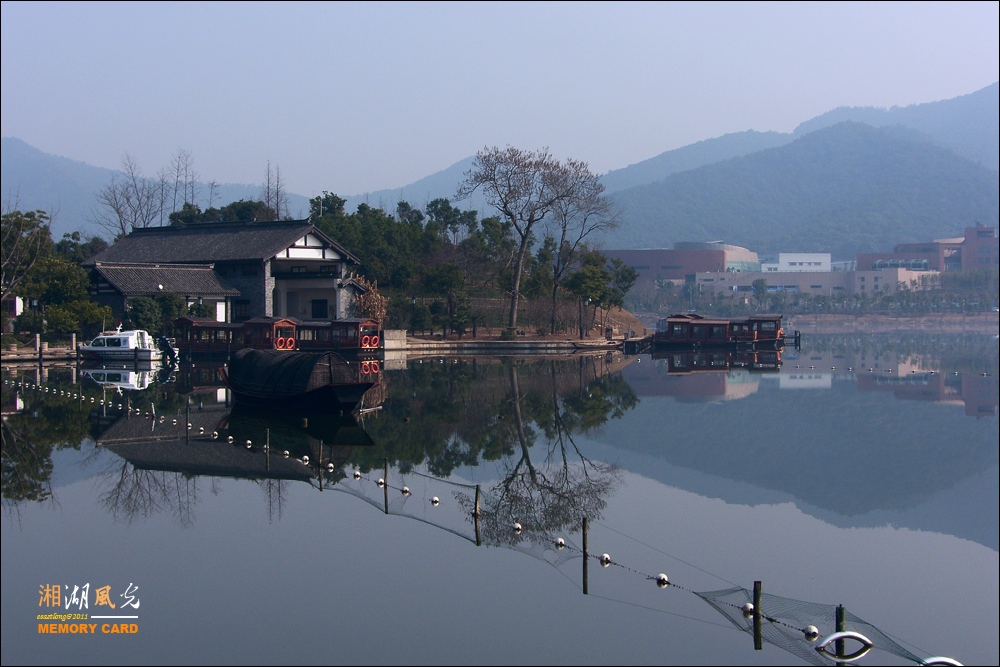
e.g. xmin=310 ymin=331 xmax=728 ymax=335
xmin=99 ymin=464 xmax=200 ymax=527
xmin=2 ymin=355 xmax=638 ymax=536
xmin=455 ymin=358 xmax=633 ymax=550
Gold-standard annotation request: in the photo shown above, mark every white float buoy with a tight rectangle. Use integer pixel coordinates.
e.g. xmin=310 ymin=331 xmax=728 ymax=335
xmin=212 ymin=431 xmax=218 ymax=439
xmin=600 ymin=553 xmax=612 ymax=567
xmin=431 ymin=496 xmax=440 ymax=506
xmin=556 ymin=537 xmax=565 ymax=549
xmin=401 ymin=486 xmax=410 ymax=496
xmin=327 ymin=463 xmax=335 ymax=472
xmin=804 ymin=625 xmax=819 ymax=641
xmin=513 ymin=522 xmax=522 ymax=533
xmin=377 ymin=478 xmax=385 ymax=487
xmin=198 ymin=427 xmax=204 ymax=434
xmin=353 ymin=470 xmax=362 ymax=480
xmin=302 ymin=455 xmax=309 ymax=464
xmin=227 ymin=435 xmax=234 ymax=443
xmin=656 ymin=574 xmax=669 ymax=588
xmin=742 ymin=602 xmax=754 ymax=618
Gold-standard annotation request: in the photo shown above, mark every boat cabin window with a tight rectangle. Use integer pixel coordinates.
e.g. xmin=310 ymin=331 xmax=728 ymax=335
xmin=670 ymin=324 xmax=687 ymax=339
xmin=690 ymin=325 xmax=705 ymax=339
xmin=92 ymin=372 xmax=105 ymax=381
xmin=760 ymin=321 xmax=777 ymax=332
xmin=317 ymin=329 xmax=330 ymax=341
xmin=106 ymin=338 xmax=123 ymax=347
xmin=709 ymin=325 xmax=726 ymax=339
xmin=106 ymin=372 xmax=123 ymax=382
xmin=298 ymin=329 xmax=315 ymax=341
xmin=90 ymin=338 xmax=106 ymax=347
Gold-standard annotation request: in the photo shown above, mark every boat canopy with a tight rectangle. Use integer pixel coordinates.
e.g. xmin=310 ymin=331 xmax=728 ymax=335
xmin=226 ymin=349 xmax=357 ymax=398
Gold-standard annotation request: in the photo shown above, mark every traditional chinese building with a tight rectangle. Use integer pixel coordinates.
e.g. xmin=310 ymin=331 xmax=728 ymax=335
xmin=84 ymin=220 xmax=365 ymax=323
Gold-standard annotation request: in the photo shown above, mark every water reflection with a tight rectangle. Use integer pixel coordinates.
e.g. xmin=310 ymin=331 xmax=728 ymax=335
xmin=93 ymin=406 xmax=374 ymax=524
xmin=1 ymin=337 xmax=996 ymax=666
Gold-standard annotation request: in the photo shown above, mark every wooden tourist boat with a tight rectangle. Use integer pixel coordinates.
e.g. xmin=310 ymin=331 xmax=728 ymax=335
xmin=221 ymin=348 xmax=377 ymax=414
xmin=652 ymin=313 xmax=794 ymax=351
xmin=173 ymin=316 xmax=382 ymax=359
xmin=651 ymin=348 xmax=783 ymax=373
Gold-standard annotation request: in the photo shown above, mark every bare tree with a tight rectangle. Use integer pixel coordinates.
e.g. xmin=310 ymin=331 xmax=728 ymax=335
xmin=92 ymin=154 xmax=161 ymax=238
xmin=261 ymin=160 xmax=276 ymax=217
xmin=1 ymin=203 xmax=50 ymax=302
xmin=206 ymin=179 xmax=220 ymax=210
xmin=545 ymin=159 xmax=618 ymax=333
xmin=168 ymin=149 xmax=198 ymax=212
xmin=153 ymin=168 xmax=172 ymax=225
xmin=456 ymin=146 xmax=575 ymax=330
xmin=274 ymin=164 xmax=289 ymax=219
xmin=261 ymin=161 xmax=288 ymax=220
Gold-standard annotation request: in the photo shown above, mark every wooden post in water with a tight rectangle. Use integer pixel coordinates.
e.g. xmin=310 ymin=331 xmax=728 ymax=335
xmin=836 ymin=604 xmax=846 ymax=665
xmin=474 ymin=484 xmax=481 ymax=547
xmin=383 ymin=458 xmax=389 ymax=514
xmin=753 ymin=580 xmax=763 ymax=650
xmin=265 ymin=428 xmax=270 ymax=472
xmin=582 ymin=517 xmax=589 ymax=595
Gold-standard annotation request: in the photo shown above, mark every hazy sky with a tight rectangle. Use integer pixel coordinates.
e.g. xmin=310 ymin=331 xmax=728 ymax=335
xmin=2 ymin=1 xmax=998 ymax=199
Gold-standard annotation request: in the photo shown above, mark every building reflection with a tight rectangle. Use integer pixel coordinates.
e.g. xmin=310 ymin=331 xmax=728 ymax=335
xmin=615 ymin=342 xmax=996 ymax=417
xmin=621 ymin=350 xmax=781 ymax=402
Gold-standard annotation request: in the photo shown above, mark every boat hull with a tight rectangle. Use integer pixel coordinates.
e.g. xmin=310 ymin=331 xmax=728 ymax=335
xmin=79 ymin=348 xmax=162 ymax=362
xmin=228 ymin=382 xmax=375 ymax=414
xmin=650 ymin=338 xmax=784 ymax=352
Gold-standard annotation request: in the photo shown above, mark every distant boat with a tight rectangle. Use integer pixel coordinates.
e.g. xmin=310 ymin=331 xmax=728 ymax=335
xmin=78 ymin=329 xmax=165 ymax=363
xmin=222 ymin=348 xmax=376 ymax=414
xmin=652 ymin=313 xmax=793 ymax=350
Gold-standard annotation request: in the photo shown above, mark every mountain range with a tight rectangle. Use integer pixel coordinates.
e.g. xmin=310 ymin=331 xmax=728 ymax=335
xmin=3 ymin=82 xmax=997 ymax=258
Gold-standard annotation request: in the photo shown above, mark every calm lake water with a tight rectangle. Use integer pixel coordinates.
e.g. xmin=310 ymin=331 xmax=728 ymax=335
xmin=2 ymin=334 xmax=997 ymax=666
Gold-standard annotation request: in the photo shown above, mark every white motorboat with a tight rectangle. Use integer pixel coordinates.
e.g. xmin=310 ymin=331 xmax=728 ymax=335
xmin=78 ymin=328 xmax=164 ymax=363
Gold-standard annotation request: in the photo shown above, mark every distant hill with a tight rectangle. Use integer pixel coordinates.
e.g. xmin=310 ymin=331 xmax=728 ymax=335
xmin=1 ymin=137 xmax=116 ymax=238
xmin=0 ymin=137 xmax=311 ymax=239
xmin=604 ymin=122 xmax=999 ymax=258
xmin=3 ymin=82 xmax=997 ymax=249
xmin=599 ymin=130 xmax=793 ymax=193
xmin=793 ymin=82 xmax=999 ymax=170
xmin=341 ymin=155 xmax=491 ymax=217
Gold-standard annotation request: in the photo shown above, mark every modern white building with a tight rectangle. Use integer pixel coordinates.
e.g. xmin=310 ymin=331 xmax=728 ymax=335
xmin=760 ymin=253 xmax=831 ymax=273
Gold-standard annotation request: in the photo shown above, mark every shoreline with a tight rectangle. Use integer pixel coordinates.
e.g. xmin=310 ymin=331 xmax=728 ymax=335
xmin=785 ymin=313 xmax=999 ymax=335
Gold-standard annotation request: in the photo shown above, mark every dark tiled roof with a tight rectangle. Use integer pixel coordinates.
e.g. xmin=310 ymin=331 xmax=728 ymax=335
xmin=96 ymin=406 xmax=314 ymax=481
xmin=85 ymin=220 xmax=360 ymax=266
xmin=94 ymin=263 xmax=241 ymax=297
xmin=105 ymin=439 xmax=315 ymax=482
